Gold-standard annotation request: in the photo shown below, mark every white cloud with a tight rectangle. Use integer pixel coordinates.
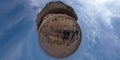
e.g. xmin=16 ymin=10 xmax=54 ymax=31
xmin=30 ymin=0 xmax=47 ymax=7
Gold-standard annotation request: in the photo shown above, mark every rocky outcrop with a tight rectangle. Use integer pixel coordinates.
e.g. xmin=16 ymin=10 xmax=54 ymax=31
xmin=36 ymin=1 xmax=81 ymax=58
xmin=36 ymin=1 xmax=78 ymax=30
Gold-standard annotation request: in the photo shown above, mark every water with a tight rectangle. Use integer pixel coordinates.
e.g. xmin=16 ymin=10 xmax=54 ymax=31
xmin=0 ymin=0 xmax=120 ymax=60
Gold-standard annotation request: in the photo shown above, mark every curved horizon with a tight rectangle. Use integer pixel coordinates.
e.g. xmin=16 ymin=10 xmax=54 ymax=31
xmin=0 ymin=0 xmax=120 ymax=60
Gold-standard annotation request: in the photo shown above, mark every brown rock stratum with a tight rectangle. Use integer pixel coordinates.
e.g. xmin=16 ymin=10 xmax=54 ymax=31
xmin=36 ymin=1 xmax=82 ymax=58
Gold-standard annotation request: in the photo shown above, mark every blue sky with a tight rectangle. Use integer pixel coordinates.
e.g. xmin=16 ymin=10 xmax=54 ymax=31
xmin=0 ymin=0 xmax=120 ymax=60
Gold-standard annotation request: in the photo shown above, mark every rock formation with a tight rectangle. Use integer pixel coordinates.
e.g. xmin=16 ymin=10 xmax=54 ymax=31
xmin=36 ymin=1 xmax=81 ymax=58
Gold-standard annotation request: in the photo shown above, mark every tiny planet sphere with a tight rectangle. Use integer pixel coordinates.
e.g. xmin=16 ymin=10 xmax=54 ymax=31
xmin=36 ymin=1 xmax=82 ymax=58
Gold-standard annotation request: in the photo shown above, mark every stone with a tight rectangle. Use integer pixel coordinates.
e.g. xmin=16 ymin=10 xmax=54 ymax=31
xmin=36 ymin=1 xmax=81 ymax=58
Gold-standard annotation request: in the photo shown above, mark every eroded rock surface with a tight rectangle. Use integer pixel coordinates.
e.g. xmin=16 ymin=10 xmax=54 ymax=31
xmin=36 ymin=1 xmax=81 ymax=58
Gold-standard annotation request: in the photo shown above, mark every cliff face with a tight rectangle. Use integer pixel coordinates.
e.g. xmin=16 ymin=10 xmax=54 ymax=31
xmin=36 ymin=1 xmax=78 ymax=30
xmin=36 ymin=1 xmax=81 ymax=58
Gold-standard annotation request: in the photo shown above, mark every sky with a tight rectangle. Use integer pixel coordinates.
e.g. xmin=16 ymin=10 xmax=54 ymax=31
xmin=0 ymin=0 xmax=120 ymax=60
